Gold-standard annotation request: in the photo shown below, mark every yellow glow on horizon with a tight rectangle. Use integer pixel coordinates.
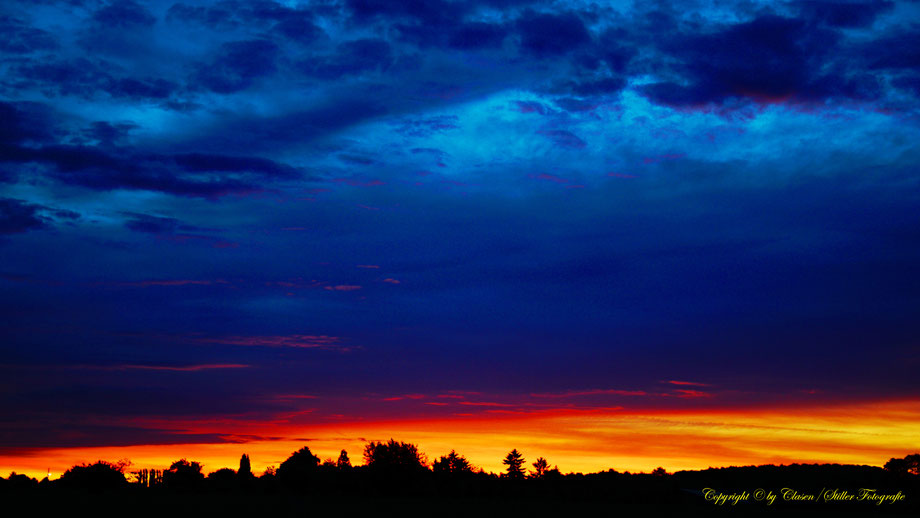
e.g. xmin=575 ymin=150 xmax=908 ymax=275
xmin=3 ymin=398 xmax=918 ymax=480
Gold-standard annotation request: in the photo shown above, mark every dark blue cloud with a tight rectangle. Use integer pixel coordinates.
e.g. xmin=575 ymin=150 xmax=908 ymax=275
xmin=1 ymin=100 xmax=306 ymax=195
xmin=865 ymin=28 xmax=920 ymax=70
xmin=641 ymin=15 xmax=881 ymax=106
xmin=0 ymin=101 xmax=56 ymax=144
xmin=91 ymin=0 xmax=156 ymax=28
xmin=166 ymin=2 xmax=241 ymax=30
xmin=195 ymin=39 xmax=280 ymax=93
xmin=0 ymin=196 xmax=80 ymax=235
xmin=12 ymin=58 xmax=178 ymax=101
xmin=0 ymin=16 xmax=59 ymax=53
xmin=182 ymin=100 xmax=389 ymax=152
xmin=303 ymin=39 xmax=393 ymax=79
xmin=122 ymin=212 xmax=193 ymax=234
xmin=795 ymin=0 xmax=894 ymax=28
xmin=565 ymin=75 xmax=627 ymax=96
xmin=13 ymin=58 xmax=112 ymax=98
xmin=347 ymin=0 xmax=465 ymax=26
xmin=171 ymin=153 xmax=299 ymax=178
xmin=81 ymin=121 xmax=139 ymax=146
xmin=448 ymin=22 xmax=508 ymax=49
xmin=516 ymin=10 xmax=591 ymax=57
xmin=0 ymin=198 xmax=49 ymax=234
xmin=272 ymin=12 xmax=325 ymax=44
xmin=109 ymin=77 xmax=177 ymax=99
xmin=21 ymin=146 xmax=295 ymax=197
xmin=892 ymin=74 xmax=920 ymax=95
xmin=166 ymin=0 xmax=329 ymax=36
xmin=77 ymin=0 xmax=160 ymax=56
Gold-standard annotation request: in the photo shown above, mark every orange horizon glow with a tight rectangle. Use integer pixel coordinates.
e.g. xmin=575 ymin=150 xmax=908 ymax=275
xmin=4 ymin=397 xmax=919 ymax=481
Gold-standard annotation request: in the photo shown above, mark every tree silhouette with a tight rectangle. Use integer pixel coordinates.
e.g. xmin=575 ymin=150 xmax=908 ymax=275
xmin=363 ymin=439 xmax=427 ymax=472
xmin=337 ymin=449 xmax=351 ymax=469
xmin=530 ymin=457 xmax=552 ymax=478
xmin=163 ymin=459 xmax=204 ymax=490
xmin=503 ymin=449 xmax=525 ymax=479
xmin=239 ymin=453 xmax=252 ymax=479
xmin=277 ymin=446 xmax=320 ymax=487
xmin=651 ymin=466 xmax=668 ymax=476
xmin=433 ymin=450 xmax=473 ymax=475
xmin=884 ymin=453 xmax=920 ymax=476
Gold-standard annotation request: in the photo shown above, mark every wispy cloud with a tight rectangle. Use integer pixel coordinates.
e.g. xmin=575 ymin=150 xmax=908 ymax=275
xmin=671 ymin=389 xmax=713 ymax=399
xmin=108 ymin=279 xmax=230 ymax=287
xmin=195 ymin=334 xmax=344 ymax=349
xmin=324 ymin=285 xmax=362 ymax=291
xmin=74 ymin=363 xmax=250 ymax=372
xmin=530 ymin=389 xmax=650 ymax=398
xmin=663 ymin=380 xmax=711 ymax=387
xmin=380 ymin=394 xmax=427 ymax=402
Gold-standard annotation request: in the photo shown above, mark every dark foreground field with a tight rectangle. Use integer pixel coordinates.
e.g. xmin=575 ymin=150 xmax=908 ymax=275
xmin=4 ymin=493 xmax=918 ymax=518
xmin=4 ymin=462 xmax=918 ymax=517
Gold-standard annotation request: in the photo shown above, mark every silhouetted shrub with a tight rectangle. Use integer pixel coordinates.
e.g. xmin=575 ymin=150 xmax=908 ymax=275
xmin=885 ymin=453 xmax=920 ymax=476
xmin=206 ymin=467 xmax=238 ymax=491
xmin=163 ymin=459 xmax=204 ymax=491
xmin=433 ymin=450 xmax=473 ymax=475
xmin=59 ymin=461 xmax=128 ymax=491
xmin=1 ymin=472 xmax=39 ymax=492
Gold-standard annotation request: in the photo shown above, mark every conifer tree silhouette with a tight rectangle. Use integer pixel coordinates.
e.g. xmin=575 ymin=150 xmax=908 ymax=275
xmin=503 ymin=449 xmax=525 ymax=479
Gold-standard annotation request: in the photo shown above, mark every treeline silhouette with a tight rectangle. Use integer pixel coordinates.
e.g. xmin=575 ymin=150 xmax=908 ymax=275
xmin=2 ymin=442 xmax=917 ymax=514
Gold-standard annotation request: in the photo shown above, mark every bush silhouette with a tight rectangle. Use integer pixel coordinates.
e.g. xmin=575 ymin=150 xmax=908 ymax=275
xmin=2 ymin=473 xmax=39 ymax=491
xmin=164 ymin=459 xmax=204 ymax=490
xmin=885 ymin=453 xmax=920 ymax=476
xmin=433 ymin=450 xmax=473 ymax=475
xmin=59 ymin=461 xmax=127 ymax=491
xmin=207 ymin=467 xmax=238 ymax=491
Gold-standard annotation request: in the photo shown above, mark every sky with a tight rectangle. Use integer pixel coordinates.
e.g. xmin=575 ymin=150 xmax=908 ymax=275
xmin=1 ymin=0 xmax=920 ymax=478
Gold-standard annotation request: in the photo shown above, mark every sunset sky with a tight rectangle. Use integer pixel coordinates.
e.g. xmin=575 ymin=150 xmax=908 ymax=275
xmin=2 ymin=0 xmax=919 ymax=479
